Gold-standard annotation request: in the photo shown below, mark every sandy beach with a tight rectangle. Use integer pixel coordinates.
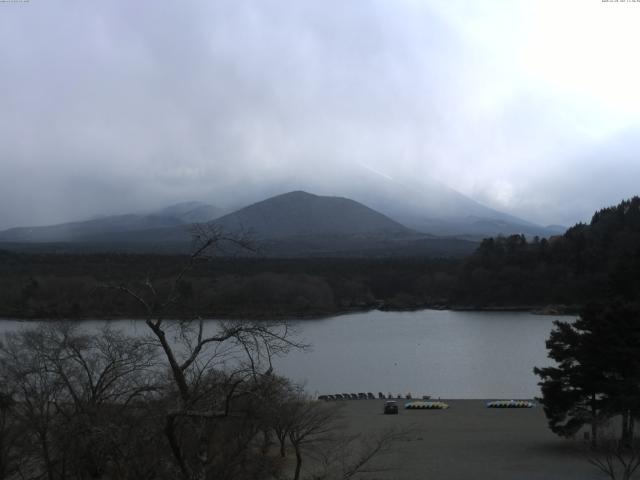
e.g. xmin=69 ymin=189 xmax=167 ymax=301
xmin=335 ymin=399 xmax=601 ymax=480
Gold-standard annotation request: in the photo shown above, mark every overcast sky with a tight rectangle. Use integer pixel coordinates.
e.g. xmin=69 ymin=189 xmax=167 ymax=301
xmin=2 ymin=0 xmax=640 ymax=230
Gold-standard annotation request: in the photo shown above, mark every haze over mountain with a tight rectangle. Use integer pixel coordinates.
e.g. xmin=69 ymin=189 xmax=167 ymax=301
xmin=0 ymin=160 xmax=568 ymax=247
xmin=154 ymin=202 xmax=225 ymax=224
xmin=211 ymin=191 xmax=474 ymax=256
xmin=0 ymin=191 xmax=479 ymax=257
xmin=0 ymin=175 xmax=568 ymax=259
xmin=213 ymin=191 xmax=414 ymax=239
xmin=0 ymin=202 xmax=224 ymax=243
xmin=2 ymin=2 xmax=640 ymax=233
xmin=267 ymin=165 xmax=565 ymax=239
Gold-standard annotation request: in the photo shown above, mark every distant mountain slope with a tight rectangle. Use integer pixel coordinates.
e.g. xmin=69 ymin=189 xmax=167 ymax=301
xmin=289 ymin=165 xmax=563 ymax=238
xmin=0 ymin=214 xmax=182 ymax=243
xmin=0 ymin=202 xmax=223 ymax=243
xmin=212 ymin=191 xmax=416 ymax=239
xmin=0 ymin=191 xmax=479 ymax=257
xmin=155 ymin=201 xmax=224 ymax=223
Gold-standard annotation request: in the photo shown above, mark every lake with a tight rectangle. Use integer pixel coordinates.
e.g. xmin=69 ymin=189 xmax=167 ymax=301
xmin=0 ymin=309 xmax=566 ymax=399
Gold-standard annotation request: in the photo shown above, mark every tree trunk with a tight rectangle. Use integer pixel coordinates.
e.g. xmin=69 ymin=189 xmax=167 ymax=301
xmin=276 ymin=431 xmax=286 ymax=458
xmin=261 ymin=430 xmax=271 ymax=455
xmin=280 ymin=438 xmax=286 ymax=458
xmin=146 ymin=321 xmax=190 ymax=402
xmin=37 ymin=429 xmax=55 ymax=480
xmin=622 ymin=410 xmax=631 ymax=447
xmin=0 ymin=434 xmax=5 ymax=480
xmin=293 ymin=444 xmax=302 ymax=480
xmin=164 ymin=415 xmax=190 ymax=479
xmin=591 ymin=394 xmax=598 ymax=448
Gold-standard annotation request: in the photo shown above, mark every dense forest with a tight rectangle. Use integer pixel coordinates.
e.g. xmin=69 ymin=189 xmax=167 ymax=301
xmin=1 ymin=197 xmax=640 ymax=319
xmin=0 ymin=253 xmax=459 ymax=319
xmin=457 ymin=196 xmax=640 ymax=308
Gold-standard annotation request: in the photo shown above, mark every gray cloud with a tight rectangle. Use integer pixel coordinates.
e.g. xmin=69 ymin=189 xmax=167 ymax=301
xmin=1 ymin=0 xmax=639 ymax=229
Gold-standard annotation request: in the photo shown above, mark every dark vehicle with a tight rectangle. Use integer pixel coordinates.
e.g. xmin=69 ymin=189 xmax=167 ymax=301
xmin=384 ymin=400 xmax=398 ymax=415
xmin=358 ymin=392 xmax=367 ymax=399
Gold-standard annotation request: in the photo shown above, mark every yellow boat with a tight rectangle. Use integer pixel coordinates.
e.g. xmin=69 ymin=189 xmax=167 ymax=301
xmin=404 ymin=400 xmax=449 ymax=410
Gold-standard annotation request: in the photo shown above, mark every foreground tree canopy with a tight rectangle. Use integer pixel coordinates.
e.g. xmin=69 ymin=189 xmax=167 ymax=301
xmin=535 ymin=302 xmax=640 ymax=447
xmin=0 ymin=229 xmax=403 ymax=480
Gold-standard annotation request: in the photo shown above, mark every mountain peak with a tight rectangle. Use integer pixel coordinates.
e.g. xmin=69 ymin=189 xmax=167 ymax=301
xmin=271 ymin=190 xmax=318 ymax=200
xmin=213 ymin=190 xmax=413 ymax=239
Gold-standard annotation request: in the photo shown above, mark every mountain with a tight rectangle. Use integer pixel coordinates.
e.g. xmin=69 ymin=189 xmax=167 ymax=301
xmin=205 ymin=191 xmax=478 ymax=256
xmin=212 ymin=191 xmax=414 ymax=239
xmin=155 ymin=201 xmax=224 ymax=223
xmin=286 ymin=165 xmax=563 ymax=238
xmin=0 ymin=192 xmax=478 ymax=257
xmin=0 ymin=163 xmax=566 ymax=246
xmin=544 ymin=224 xmax=568 ymax=236
xmin=0 ymin=202 xmax=224 ymax=243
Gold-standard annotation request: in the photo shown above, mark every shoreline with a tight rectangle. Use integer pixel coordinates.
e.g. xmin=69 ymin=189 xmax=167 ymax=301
xmin=0 ymin=303 xmax=579 ymax=322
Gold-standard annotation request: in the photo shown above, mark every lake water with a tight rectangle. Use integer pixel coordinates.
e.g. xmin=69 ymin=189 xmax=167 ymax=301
xmin=0 ymin=310 xmax=567 ymax=399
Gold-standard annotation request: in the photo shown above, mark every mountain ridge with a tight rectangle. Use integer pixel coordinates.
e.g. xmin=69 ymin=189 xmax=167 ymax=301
xmin=212 ymin=190 xmax=417 ymax=239
xmin=0 ymin=202 xmax=224 ymax=243
xmin=0 ymin=188 xmax=564 ymax=256
xmin=0 ymin=191 xmax=479 ymax=257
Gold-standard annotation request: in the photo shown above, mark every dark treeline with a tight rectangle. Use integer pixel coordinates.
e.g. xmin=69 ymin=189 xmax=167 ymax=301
xmin=457 ymin=196 xmax=640 ymax=308
xmin=0 ymin=254 xmax=460 ymax=319
xmin=2 ymin=196 xmax=640 ymax=319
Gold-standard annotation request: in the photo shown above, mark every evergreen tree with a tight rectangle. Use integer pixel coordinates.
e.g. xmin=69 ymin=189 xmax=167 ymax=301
xmin=535 ymin=302 xmax=640 ymax=447
xmin=534 ymin=314 xmax=607 ymax=446
xmin=588 ymin=303 xmax=640 ymax=445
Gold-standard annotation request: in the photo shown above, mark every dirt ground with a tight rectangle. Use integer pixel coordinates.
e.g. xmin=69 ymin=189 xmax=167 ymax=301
xmin=334 ymin=399 xmax=604 ymax=480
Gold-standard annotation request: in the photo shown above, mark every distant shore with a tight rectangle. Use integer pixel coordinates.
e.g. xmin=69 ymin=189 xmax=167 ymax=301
xmin=0 ymin=302 xmax=580 ymax=322
xmin=0 ymin=302 xmax=580 ymax=321
xmin=0 ymin=249 xmax=598 ymax=322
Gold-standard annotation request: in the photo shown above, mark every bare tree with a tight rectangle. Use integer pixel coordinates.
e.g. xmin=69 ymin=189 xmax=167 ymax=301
xmin=588 ymin=437 xmax=640 ymax=480
xmin=286 ymin=398 xmax=343 ymax=480
xmin=108 ymin=224 xmax=307 ymax=480
xmin=0 ymin=225 xmax=402 ymax=480
xmin=0 ymin=390 xmax=22 ymax=480
xmin=0 ymin=326 xmax=69 ymax=480
xmin=271 ymin=389 xmax=407 ymax=480
xmin=311 ymin=427 xmax=409 ymax=480
xmin=0 ymin=323 xmax=160 ymax=480
xmin=35 ymin=323 xmax=159 ymax=410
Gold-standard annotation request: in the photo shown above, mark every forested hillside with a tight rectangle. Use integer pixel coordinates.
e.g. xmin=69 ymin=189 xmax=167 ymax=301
xmin=0 ymin=253 xmax=459 ymax=319
xmin=1 ymin=197 xmax=639 ymax=319
xmin=456 ymin=197 xmax=640 ymax=307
